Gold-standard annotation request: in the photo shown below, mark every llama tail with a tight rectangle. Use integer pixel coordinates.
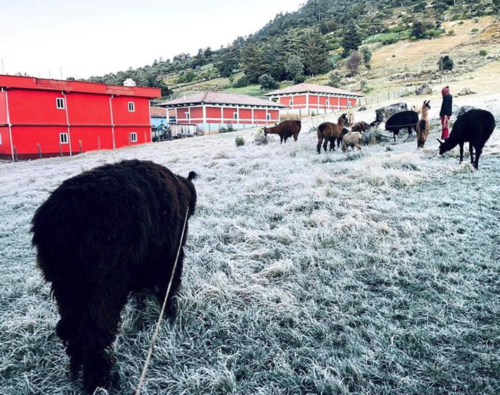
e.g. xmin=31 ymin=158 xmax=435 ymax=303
xmin=188 ymin=171 xmax=199 ymax=181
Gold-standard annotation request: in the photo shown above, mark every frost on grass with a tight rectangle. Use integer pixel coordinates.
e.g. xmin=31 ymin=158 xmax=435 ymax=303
xmin=1 ymin=98 xmax=500 ymax=395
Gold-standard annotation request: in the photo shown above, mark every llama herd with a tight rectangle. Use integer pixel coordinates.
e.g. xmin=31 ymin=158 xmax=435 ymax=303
xmin=29 ymin=99 xmax=496 ymax=393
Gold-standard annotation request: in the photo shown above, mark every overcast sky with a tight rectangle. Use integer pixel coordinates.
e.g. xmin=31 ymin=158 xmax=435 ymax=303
xmin=0 ymin=0 xmax=304 ymax=79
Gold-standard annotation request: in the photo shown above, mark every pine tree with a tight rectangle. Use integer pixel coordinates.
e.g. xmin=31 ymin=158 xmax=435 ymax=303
xmin=242 ymin=44 xmax=268 ymax=84
xmin=301 ymin=32 xmax=331 ymax=76
xmin=341 ymin=21 xmax=362 ymax=58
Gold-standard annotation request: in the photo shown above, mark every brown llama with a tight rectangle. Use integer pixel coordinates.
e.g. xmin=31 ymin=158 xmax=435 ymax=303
xmin=317 ymin=114 xmax=348 ymax=154
xmin=347 ymin=110 xmax=355 ymax=127
xmin=416 ymin=100 xmax=431 ymax=148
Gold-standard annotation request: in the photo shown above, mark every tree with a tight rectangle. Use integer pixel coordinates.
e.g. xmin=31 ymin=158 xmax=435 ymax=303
xmin=347 ymin=51 xmax=363 ymax=75
xmin=215 ymin=47 xmax=240 ymax=78
xmin=438 ymin=55 xmax=454 ymax=71
xmin=259 ymin=74 xmax=279 ymax=90
xmin=157 ymin=80 xmax=173 ymax=97
xmin=301 ymin=32 xmax=331 ymax=76
xmin=285 ymin=55 xmax=304 ymax=80
xmin=342 ymin=21 xmax=362 ymax=58
xmin=411 ymin=21 xmax=427 ymax=39
xmin=242 ymin=44 xmax=268 ymax=84
xmin=328 ymin=70 xmax=342 ymax=88
xmin=360 ymin=47 xmax=372 ymax=67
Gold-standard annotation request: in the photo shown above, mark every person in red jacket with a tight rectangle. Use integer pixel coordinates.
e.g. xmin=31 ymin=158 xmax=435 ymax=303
xmin=440 ymin=86 xmax=453 ymax=140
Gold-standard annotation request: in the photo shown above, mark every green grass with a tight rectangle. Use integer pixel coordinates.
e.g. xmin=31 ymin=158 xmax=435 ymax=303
xmin=363 ymin=30 xmax=411 ymax=45
xmin=225 ymin=85 xmax=265 ymax=97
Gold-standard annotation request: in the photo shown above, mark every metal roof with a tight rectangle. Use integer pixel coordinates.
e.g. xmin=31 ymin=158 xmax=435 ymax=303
xmin=159 ymin=91 xmax=286 ymax=108
xmin=263 ymin=83 xmax=364 ymax=97
xmin=0 ymin=75 xmax=161 ymax=98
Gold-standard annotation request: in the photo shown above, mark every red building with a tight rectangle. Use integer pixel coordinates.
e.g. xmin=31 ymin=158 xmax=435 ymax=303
xmin=160 ymin=91 xmax=286 ymax=134
xmin=0 ymin=75 xmax=160 ymax=160
xmin=264 ymin=83 xmax=364 ymax=116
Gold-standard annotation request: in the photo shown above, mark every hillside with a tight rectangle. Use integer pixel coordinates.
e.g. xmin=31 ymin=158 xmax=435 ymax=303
xmin=1 ymin=94 xmax=499 ymax=394
xmin=86 ymin=0 xmax=500 ymax=100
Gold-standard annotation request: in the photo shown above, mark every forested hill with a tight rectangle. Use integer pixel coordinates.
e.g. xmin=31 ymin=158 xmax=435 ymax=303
xmin=86 ymin=0 xmax=499 ymax=97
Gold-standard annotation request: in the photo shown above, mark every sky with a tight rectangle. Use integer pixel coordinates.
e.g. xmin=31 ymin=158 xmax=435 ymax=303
xmin=0 ymin=0 xmax=304 ymax=79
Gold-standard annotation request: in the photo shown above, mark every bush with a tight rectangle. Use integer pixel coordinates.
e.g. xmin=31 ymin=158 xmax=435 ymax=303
xmin=479 ymin=50 xmax=488 ymax=57
xmin=347 ymin=51 xmax=363 ymax=75
xmin=438 ymin=55 xmax=454 ymax=71
xmin=471 ymin=28 xmax=479 ymax=34
xmin=219 ymin=124 xmax=235 ymax=134
xmin=448 ymin=30 xmax=455 ymax=36
xmin=259 ymin=74 xmax=279 ymax=90
xmin=360 ymin=80 xmax=371 ymax=93
xmin=327 ymin=70 xmax=342 ymax=88
xmin=234 ymin=76 xmax=249 ymax=88
xmin=294 ymin=75 xmax=307 ymax=84
xmin=235 ymin=136 xmax=245 ymax=147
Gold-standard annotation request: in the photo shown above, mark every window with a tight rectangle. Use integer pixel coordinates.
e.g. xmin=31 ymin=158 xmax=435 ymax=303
xmin=128 ymin=102 xmax=135 ymax=112
xmin=289 ymin=99 xmax=294 ymax=106
xmin=56 ymin=98 xmax=65 ymax=109
xmin=326 ymin=99 xmax=330 ymax=106
xmin=266 ymin=113 xmax=271 ymax=121
xmin=60 ymin=133 xmax=68 ymax=144
xmin=130 ymin=132 xmax=138 ymax=143
xmin=233 ymin=112 xmax=238 ymax=120
xmin=186 ymin=112 xmax=190 ymax=119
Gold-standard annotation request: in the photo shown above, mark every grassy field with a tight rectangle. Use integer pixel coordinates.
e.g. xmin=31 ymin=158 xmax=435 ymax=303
xmin=0 ymin=98 xmax=499 ymax=395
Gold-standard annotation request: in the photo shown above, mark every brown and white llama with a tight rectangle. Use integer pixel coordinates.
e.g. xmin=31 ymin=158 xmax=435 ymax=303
xmin=416 ymin=100 xmax=431 ymax=148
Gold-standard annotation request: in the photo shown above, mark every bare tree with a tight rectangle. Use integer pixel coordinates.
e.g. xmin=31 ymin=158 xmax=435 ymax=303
xmin=347 ymin=51 xmax=362 ymax=75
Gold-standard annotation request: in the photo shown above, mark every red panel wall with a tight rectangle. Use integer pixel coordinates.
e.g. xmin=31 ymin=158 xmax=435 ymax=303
xmin=254 ymin=109 xmax=267 ymax=120
xmin=11 ymin=126 xmax=71 ymax=158
xmin=112 ymin=96 xmax=150 ymax=125
xmin=294 ymin=95 xmax=306 ymax=105
xmin=206 ymin=107 xmax=221 ymax=119
xmin=223 ymin=108 xmax=237 ymax=119
xmin=340 ymin=98 xmax=348 ymax=107
xmin=269 ymin=110 xmax=279 ymax=120
xmin=309 ymin=95 xmax=319 ymax=105
xmin=68 ymin=93 xmax=111 ymax=126
xmin=177 ymin=108 xmax=189 ymax=119
xmin=114 ymin=127 xmax=150 ymax=149
xmin=8 ymin=90 xmax=67 ymax=125
xmin=0 ymin=91 xmax=7 ymax=124
xmin=190 ymin=107 xmax=203 ymax=119
xmin=240 ymin=109 xmax=252 ymax=119
xmin=70 ymin=127 xmax=114 ymax=152
xmin=279 ymin=96 xmax=292 ymax=105
xmin=0 ymin=127 xmax=11 ymax=158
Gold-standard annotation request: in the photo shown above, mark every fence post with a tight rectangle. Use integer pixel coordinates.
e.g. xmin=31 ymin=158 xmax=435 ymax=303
xmin=79 ymin=140 xmax=83 ymax=154
xmin=37 ymin=143 xmax=42 ymax=159
xmin=13 ymin=146 xmax=18 ymax=162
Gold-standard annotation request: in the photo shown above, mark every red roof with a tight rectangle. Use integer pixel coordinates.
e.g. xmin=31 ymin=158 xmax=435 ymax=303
xmin=0 ymin=75 xmax=161 ymax=99
xmin=150 ymin=107 xmax=167 ymax=118
xmin=160 ymin=91 xmax=285 ymax=108
xmin=264 ymin=83 xmax=364 ymax=97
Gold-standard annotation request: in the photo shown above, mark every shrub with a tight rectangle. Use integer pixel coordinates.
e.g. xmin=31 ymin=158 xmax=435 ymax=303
xmin=479 ymin=50 xmax=488 ymax=57
xmin=347 ymin=51 xmax=363 ymax=75
xmin=294 ymin=75 xmax=307 ymax=84
xmin=235 ymin=136 xmax=245 ymax=147
xmin=259 ymin=74 xmax=279 ymax=90
xmin=361 ymin=47 xmax=372 ymax=66
xmin=360 ymin=80 xmax=371 ymax=93
xmin=219 ymin=124 xmax=235 ymax=134
xmin=471 ymin=28 xmax=479 ymax=34
xmin=448 ymin=30 xmax=455 ymax=36
xmin=438 ymin=55 xmax=454 ymax=71
xmin=234 ymin=76 xmax=249 ymax=88
xmin=327 ymin=70 xmax=342 ymax=88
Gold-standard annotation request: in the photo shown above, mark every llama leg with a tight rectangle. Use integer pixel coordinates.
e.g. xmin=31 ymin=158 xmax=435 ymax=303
xmin=81 ymin=289 xmax=128 ymax=393
xmin=459 ymin=142 xmax=464 ymax=163
xmin=323 ymin=140 xmax=328 ymax=152
xmin=469 ymin=143 xmax=475 ymax=165
xmin=317 ymin=140 xmax=322 ymax=154
xmin=474 ymin=148 xmax=482 ymax=170
xmin=280 ymin=135 xmax=284 ymax=144
xmin=160 ymin=249 xmax=185 ymax=318
xmin=51 ymin=282 xmax=85 ymax=381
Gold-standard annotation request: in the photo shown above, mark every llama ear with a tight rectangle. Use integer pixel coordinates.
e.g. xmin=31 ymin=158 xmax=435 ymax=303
xmin=437 ymin=139 xmax=444 ymax=145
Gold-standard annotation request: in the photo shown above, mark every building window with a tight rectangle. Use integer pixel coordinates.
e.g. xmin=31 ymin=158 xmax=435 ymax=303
xmin=60 ymin=133 xmax=69 ymax=144
xmin=186 ymin=112 xmax=190 ymax=119
xmin=266 ymin=113 xmax=271 ymax=120
xmin=289 ymin=99 xmax=294 ymax=106
xmin=128 ymin=102 xmax=135 ymax=112
xmin=233 ymin=112 xmax=238 ymax=120
xmin=56 ymin=98 xmax=65 ymax=109
xmin=130 ymin=132 xmax=138 ymax=143
xmin=326 ymin=99 xmax=330 ymax=106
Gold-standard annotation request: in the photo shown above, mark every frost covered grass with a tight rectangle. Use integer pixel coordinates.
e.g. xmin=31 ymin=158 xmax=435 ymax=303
xmin=1 ymin=101 xmax=499 ymax=395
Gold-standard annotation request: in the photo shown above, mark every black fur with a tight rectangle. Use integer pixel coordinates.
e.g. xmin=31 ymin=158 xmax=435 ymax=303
xmin=31 ymin=160 xmax=197 ymax=393
xmin=385 ymin=111 xmax=419 ymax=143
xmin=438 ymin=109 xmax=496 ymax=169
